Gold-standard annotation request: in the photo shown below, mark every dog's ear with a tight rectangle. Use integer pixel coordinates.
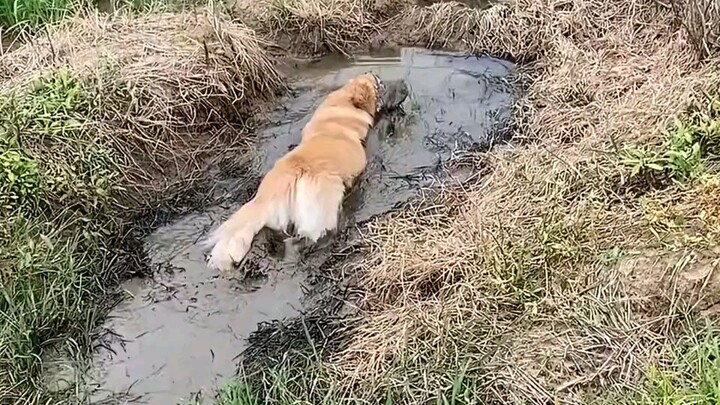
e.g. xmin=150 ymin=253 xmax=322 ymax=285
xmin=348 ymin=77 xmax=377 ymax=115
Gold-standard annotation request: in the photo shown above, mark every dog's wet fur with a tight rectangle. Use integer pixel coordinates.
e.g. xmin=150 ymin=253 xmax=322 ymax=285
xmin=205 ymin=74 xmax=409 ymax=271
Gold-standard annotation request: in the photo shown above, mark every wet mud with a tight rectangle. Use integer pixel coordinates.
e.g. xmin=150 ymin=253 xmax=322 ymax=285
xmin=88 ymin=47 xmax=516 ymax=404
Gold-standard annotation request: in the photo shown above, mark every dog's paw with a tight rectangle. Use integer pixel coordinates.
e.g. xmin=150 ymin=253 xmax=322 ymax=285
xmin=206 ymin=251 xmax=236 ymax=272
xmin=206 ymin=237 xmax=250 ymax=272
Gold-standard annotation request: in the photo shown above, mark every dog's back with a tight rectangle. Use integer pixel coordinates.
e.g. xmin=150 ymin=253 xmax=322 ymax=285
xmin=205 ymin=74 xmax=380 ymax=271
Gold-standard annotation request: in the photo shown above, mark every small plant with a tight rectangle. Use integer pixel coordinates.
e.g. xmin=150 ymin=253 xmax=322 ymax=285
xmin=641 ymin=325 xmax=720 ymax=405
xmin=216 ymin=381 xmax=260 ymax=405
xmin=0 ymin=70 xmax=121 ymax=213
xmin=0 ymin=0 xmax=86 ymax=30
xmin=112 ymin=0 xmax=206 ymax=12
xmin=0 ymin=148 xmax=41 ymax=212
xmin=622 ymin=99 xmax=720 ymax=182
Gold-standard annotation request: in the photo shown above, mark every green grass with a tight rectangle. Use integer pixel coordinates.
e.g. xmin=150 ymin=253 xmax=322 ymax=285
xmin=0 ymin=0 xmax=205 ymax=30
xmin=0 ymin=70 xmax=128 ymax=403
xmin=1 ymin=70 xmax=122 ymax=214
xmin=119 ymin=0 xmax=208 ymax=11
xmin=598 ymin=323 xmax=720 ymax=405
xmin=0 ymin=147 xmax=41 ymax=212
xmin=642 ymin=325 xmax=720 ymax=405
xmin=619 ymin=98 xmax=720 ymax=249
xmin=211 ymin=356 xmax=481 ymax=405
xmin=586 ymin=323 xmax=720 ymax=405
xmin=0 ymin=216 xmax=116 ymax=402
xmin=621 ymin=99 xmax=720 ymax=183
xmin=0 ymin=6 xmax=285 ymax=400
xmin=215 ymin=381 xmax=261 ymax=405
xmin=0 ymin=0 xmax=84 ymax=29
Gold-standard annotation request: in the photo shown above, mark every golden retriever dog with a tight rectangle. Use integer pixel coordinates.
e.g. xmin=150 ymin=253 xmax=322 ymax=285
xmin=205 ymin=72 xmax=406 ymax=271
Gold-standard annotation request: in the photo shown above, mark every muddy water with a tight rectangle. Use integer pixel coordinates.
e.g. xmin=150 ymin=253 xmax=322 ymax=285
xmin=261 ymin=48 xmax=515 ymax=222
xmin=88 ymin=47 xmax=515 ymax=404
xmin=88 ymin=207 xmax=307 ymax=404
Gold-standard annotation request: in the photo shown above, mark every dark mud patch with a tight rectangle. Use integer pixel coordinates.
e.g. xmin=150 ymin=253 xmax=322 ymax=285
xmin=86 ymin=47 xmax=516 ymax=404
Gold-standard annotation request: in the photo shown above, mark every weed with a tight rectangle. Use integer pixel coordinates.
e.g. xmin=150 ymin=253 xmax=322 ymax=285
xmin=0 ymin=148 xmax=41 ymax=212
xmin=0 ymin=6 xmax=284 ymax=401
xmin=622 ymin=100 xmax=720 ymax=183
xmin=0 ymin=70 xmax=121 ymax=214
xmin=215 ymin=381 xmax=263 ymax=405
xmin=0 ymin=0 xmax=86 ymax=30
xmin=112 ymin=0 xmax=209 ymax=12
xmin=0 ymin=70 xmax=125 ymax=403
xmin=228 ymin=346 xmax=486 ymax=405
xmin=1 ymin=217 xmax=115 ymax=400
xmin=638 ymin=324 xmax=720 ymax=405
xmin=0 ymin=0 xmax=207 ymax=30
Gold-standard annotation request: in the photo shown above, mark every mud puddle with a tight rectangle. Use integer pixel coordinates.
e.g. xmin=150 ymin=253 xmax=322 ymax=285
xmin=262 ymin=47 xmax=515 ymax=222
xmin=87 ymin=47 xmax=515 ymax=404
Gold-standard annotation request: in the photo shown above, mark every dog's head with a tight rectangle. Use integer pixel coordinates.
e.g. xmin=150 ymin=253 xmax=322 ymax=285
xmin=344 ymin=72 xmax=384 ymax=117
xmin=342 ymin=73 xmax=409 ymax=117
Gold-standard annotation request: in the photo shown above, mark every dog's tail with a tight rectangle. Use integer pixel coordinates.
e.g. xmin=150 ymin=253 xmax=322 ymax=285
xmin=203 ymin=159 xmax=346 ymax=270
xmin=204 ymin=165 xmax=297 ymax=270
xmin=204 ymin=198 xmax=270 ymax=270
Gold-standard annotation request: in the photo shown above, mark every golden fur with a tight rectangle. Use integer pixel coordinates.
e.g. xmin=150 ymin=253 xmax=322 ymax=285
xmin=205 ymin=73 xmax=382 ymax=270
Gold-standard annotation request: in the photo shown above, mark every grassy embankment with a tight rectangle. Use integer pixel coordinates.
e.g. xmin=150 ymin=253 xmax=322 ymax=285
xmin=219 ymin=0 xmax=720 ymax=404
xmin=0 ymin=2 xmax=284 ymax=403
xmin=1 ymin=0 xmax=720 ymax=403
xmin=0 ymin=0 xmax=207 ymax=30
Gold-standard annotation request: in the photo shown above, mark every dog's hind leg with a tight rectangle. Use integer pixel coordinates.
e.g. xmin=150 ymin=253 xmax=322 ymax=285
xmin=205 ymin=170 xmax=294 ymax=271
xmin=205 ymin=198 xmax=269 ymax=271
xmin=293 ymin=175 xmax=345 ymax=244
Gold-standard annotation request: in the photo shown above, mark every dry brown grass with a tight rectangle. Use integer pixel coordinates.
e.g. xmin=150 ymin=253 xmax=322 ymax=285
xmin=1 ymin=6 xmax=284 ymax=127
xmin=238 ymin=0 xmax=720 ymax=402
xmin=0 ymin=6 xmax=285 ymax=203
xmin=3 ymin=0 xmax=719 ymax=402
xmin=667 ymin=0 xmax=720 ymax=59
xmin=232 ymin=0 xmax=398 ymax=55
xmin=180 ymin=0 xmax=720 ymax=403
